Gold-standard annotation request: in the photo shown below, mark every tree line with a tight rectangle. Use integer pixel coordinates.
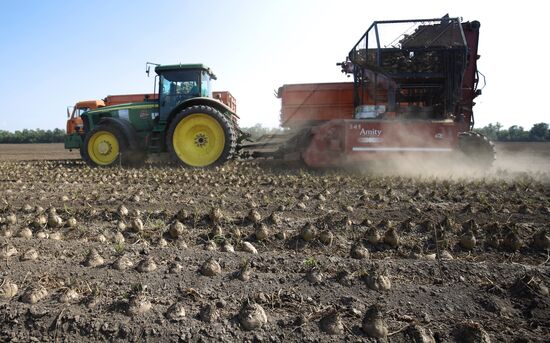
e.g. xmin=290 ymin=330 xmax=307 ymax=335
xmin=0 ymin=123 xmax=548 ymax=144
xmin=474 ymin=122 xmax=550 ymax=142
xmin=0 ymin=129 xmax=65 ymax=143
xmin=0 ymin=125 xmax=283 ymax=144
xmin=239 ymin=124 xmax=285 ymax=140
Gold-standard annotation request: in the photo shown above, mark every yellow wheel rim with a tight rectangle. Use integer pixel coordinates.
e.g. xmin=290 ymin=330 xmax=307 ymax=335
xmin=88 ymin=131 xmax=120 ymax=166
xmin=172 ymin=113 xmax=225 ymax=167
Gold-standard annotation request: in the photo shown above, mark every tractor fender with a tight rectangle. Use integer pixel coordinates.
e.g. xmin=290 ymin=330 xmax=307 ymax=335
xmin=167 ymin=97 xmax=236 ymax=126
xmin=98 ymin=117 xmax=140 ymax=151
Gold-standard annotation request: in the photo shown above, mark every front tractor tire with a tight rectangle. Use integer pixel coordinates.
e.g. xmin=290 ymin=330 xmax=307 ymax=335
xmin=167 ymin=105 xmax=236 ymax=167
xmin=458 ymin=132 xmax=496 ymax=170
xmin=82 ymin=125 xmax=127 ymax=167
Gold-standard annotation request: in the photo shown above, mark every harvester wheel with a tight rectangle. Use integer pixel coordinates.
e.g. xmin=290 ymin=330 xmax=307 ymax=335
xmin=458 ymin=132 xmax=496 ymax=169
xmin=82 ymin=125 xmax=127 ymax=167
xmin=167 ymin=105 xmax=236 ymax=167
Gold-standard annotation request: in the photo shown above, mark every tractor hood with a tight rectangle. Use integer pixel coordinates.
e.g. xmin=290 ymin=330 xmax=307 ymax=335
xmin=86 ymin=102 xmax=159 ymax=114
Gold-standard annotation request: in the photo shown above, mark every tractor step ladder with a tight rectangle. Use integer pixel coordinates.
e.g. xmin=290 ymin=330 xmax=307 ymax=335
xmin=148 ymin=127 xmax=165 ymax=153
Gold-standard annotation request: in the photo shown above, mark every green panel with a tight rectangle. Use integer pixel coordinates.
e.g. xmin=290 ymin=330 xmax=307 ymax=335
xmin=85 ymin=103 xmax=160 ymax=131
xmin=112 ymin=105 xmax=158 ymax=131
xmin=64 ymin=133 xmax=83 ymax=149
xmin=130 ymin=105 xmax=158 ymax=131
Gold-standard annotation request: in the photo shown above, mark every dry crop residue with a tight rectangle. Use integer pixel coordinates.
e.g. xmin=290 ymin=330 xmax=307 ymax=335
xmin=0 ymin=159 xmax=549 ymax=342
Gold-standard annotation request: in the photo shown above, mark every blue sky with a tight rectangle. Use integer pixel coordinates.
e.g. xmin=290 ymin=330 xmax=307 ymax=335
xmin=0 ymin=0 xmax=547 ymax=131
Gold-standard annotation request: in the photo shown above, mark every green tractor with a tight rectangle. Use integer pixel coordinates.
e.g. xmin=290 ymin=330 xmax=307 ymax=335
xmin=64 ymin=63 xmax=240 ymax=167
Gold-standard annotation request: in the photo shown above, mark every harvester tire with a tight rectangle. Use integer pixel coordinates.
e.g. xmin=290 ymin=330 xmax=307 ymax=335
xmin=458 ymin=132 xmax=496 ymax=170
xmin=82 ymin=125 xmax=128 ymax=167
xmin=167 ymin=105 xmax=236 ymax=167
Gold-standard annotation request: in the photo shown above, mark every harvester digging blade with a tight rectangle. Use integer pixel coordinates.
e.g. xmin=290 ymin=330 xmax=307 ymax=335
xmin=238 ymin=128 xmax=313 ymax=162
xmin=239 ymin=133 xmax=293 ymax=159
xmin=458 ymin=132 xmax=496 ymax=170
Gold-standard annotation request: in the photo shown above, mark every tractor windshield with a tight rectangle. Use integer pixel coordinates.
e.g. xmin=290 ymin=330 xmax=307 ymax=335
xmin=74 ymin=107 xmax=89 ymax=117
xmin=160 ymin=70 xmax=200 ymax=98
xmin=158 ymin=69 xmax=203 ymax=120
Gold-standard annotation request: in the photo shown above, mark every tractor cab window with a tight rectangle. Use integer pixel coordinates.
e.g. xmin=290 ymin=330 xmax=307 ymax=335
xmin=70 ymin=107 xmax=89 ymax=119
xmin=76 ymin=108 xmax=89 ymax=117
xmin=160 ymin=70 xmax=200 ymax=98
xmin=201 ymin=71 xmax=212 ymax=97
xmin=158 ymin=69 xmax=205 ymax=120
xmin=163 ymin=80 xmax=199 ymax=96
xmin=161 ymin=79 xmax=198 ymax=96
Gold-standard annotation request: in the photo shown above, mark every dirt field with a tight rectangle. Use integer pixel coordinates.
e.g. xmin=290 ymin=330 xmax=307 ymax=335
xmin=0 ymin=143 xmax=549 ymax=342
xmin=2 ymin=141 xmax=550 ymax=167
xmin=0 ymin=143 xmax=79 ymax=161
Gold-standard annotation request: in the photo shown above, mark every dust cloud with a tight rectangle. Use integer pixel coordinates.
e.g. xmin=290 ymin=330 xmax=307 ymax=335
xmin=492 ymin=142 xmax=550 ymax=173
xmin=352 ymin=142 xmax=550 ymax=182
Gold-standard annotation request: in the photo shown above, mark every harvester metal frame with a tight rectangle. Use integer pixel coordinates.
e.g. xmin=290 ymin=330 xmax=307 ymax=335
xmin=346 ymin=16 xmax=471 ymax=125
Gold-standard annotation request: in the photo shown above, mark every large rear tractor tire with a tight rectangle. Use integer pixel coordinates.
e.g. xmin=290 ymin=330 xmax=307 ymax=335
xmin=167 ymin=105 xmax=236 ymax=167
xmin=82 ymin=125 xmax=127 ymax=167
xmin=458 ymin=132 xmax=496 ymax=170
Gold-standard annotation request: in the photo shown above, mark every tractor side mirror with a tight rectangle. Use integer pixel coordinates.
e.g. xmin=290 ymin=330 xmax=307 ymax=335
xmin=145 ymin=62 xmax=160 ymax=77
xmin=67 ymin=107 xmax=70 ymax=118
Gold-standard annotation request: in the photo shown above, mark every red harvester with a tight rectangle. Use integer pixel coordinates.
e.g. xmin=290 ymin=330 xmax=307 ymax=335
xmin=248 ymin=15 xmax=495 ymax=169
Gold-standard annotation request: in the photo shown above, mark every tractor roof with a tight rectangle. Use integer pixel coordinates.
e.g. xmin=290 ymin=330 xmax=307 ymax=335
xmin=75 ymin=100 xmax=105 ymax=109
xmin=155 ymin=63 xmax=216 ymax=78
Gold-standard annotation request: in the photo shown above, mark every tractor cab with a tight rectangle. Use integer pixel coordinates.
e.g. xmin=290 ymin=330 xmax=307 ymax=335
xmin=66 ymin=100 xmax=105 ymax=135
xmin=154 ymin=64 xmax=217 ymax=121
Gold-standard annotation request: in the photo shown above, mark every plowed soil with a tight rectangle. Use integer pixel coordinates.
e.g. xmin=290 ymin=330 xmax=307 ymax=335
xmin=0 ymin=143 xmax=549 ymax=342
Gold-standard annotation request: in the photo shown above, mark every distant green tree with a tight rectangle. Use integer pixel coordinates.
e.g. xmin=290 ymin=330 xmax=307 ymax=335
xmin=474 ymin=123 xmax=550 ymax=141
xmin=474 ymin=122 xmax=502 ymax=141
xmin=529 ymin=123 xmax=549 ymax=141
xmin=496 ymin=129 xmax=509 ymax=141
xmin=508 ymin=125 xmax=528 ymax=141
